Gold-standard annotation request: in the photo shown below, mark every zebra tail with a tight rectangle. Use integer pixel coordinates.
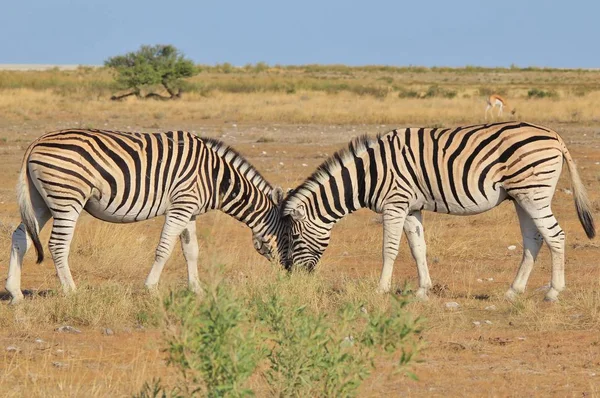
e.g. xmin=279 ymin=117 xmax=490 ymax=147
xmin=563 ymin=145 xmax=595 ymax=239
xmin=17 ymin=154 xmax=44 ymax=263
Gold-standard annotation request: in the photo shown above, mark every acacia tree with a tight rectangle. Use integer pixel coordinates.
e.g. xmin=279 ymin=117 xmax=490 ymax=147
xmin=105 ymin=45 xmax=198 ymax=100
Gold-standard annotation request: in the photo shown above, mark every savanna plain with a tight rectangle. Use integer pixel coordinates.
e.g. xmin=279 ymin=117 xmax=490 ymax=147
xmin=0 ymin=65 xmax=599 ymax=397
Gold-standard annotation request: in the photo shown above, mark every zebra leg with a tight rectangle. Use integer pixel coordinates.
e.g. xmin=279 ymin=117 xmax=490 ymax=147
xmin=376 ymin=206 xmax=408 ymax=294
xmin=6 ymin=207 xmax=51 ymax=304
xmin=515 ymin=199 xmax=566 ymax=301
xmin=180 ymin=217 xmax=202 ymax=294
xmin=403 ymin=211 xmax=432 ymax=300
xmin=505 ymin=203 xmax=543 ymax=301
xmin=145 ymin=211 xmax=193 ymax=291
xmin=48 ymin=212 xmax=82 ymax=294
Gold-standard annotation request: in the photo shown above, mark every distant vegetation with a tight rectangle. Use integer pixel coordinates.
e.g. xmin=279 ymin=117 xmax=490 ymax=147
xmin=2 ymin=62 xmax=600 ymax=100
xmin=1 ymin=61 xmax=599 ymax=125
xmin=104 ymin=45 xmax=198 ymax=100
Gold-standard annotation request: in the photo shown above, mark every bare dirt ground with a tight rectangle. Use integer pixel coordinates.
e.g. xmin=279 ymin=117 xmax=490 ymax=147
xmin=0 ymin=119 xmax=599 ymax=397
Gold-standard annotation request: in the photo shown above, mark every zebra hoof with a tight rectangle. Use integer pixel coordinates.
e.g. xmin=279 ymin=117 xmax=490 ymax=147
xmin=415 ymin=288 xmax=429 ymax=301
xmin=375 ymin=286 xmax=391 ymax=294
xmin=504 ymin=288 xmax=520 ymax=302
xmin=544 ymin=288 xmax=560 ymax=302
xmin=9 ymin=294 xmax=24 ymax=305
xmin=145 ymin=283 xmax=159 ymax=294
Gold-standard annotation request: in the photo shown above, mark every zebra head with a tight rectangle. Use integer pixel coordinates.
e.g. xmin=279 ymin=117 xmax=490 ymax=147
xmin=283 ymin=200 xmax=333 ymax=272
xmin=251 ymin=186 xmax=291 ymax=266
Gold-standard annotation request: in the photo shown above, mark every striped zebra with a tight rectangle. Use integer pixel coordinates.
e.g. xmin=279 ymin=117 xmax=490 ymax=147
xmin=282 ymin=122 xmax=595 ymax=302
xmin=7 ymin=129 xmax=287 ymax=304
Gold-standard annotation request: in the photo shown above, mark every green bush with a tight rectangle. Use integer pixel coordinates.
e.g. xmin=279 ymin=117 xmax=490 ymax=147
xmin=398 ymin=88 xmax=420 ymax=99
xmin=163 ymin=284 xmax=264 ymax=397
xmin=527 ymin=88 xmax=558 ymax=99
xmin=146 ymin=269 xmax=422 ymax=397
xmin=105 ymin=44 xmax=198 ymax=99
xmin=423 ymin=85 xmax=457 ymax=99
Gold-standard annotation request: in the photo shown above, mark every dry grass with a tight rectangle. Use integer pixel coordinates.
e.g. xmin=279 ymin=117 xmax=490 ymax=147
xmin=2 ymin=88 xmax=600 ymax=128
xmin=0 ymin=66 xmax=599 ymax=396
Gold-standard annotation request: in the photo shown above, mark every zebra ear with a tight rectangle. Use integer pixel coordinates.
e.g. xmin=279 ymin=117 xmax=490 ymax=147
xmin=290 ymin=206 xmax=306 ymax=221
xmin=271 ymin=186 xmax=285 ymax=206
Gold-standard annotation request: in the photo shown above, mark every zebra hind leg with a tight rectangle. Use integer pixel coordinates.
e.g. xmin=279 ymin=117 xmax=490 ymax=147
xmin=505 ymin=202 xmax=544 ymax=302
xmin=48 ymin=209 xmax=83 ymax=294
xmin=403 ymin=211 xmax=432 ymax=300
xmin=145 ymin=211 xmax=194 ymax=292
xmin=515 ymin=198 xmax=565 ymax=301
xmin=180 ymin=217 xmax=202 ymax=295
xmin=376 ymin=206 xmax=408 ymax=294
xmin=6 ymin=207 xmax=51 ymax=304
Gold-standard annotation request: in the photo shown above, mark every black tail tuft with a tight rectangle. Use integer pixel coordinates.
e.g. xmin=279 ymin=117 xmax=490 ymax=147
xmin=577 ymin=206 xmax=596 ymax=239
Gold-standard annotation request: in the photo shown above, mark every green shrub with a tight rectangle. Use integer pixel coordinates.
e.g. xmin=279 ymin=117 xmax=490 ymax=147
xmin=148 ymin=269 xmax=422 ymax=397
xmin=163 ymin=283 xmax=264 ymax=397
xmin=423 ymin=85 xmax=457 ymax=99
xmin=527 ymin=88 xmax=558 ymax=99
xmin=398 ymin=88 xmax=420 ymax=99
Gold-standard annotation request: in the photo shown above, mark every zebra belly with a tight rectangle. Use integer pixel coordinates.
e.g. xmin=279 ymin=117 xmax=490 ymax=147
xmin=424 ymin=189 xmax=509 ymax=216
xmin=84 ymin=197 xmax=165 ymax=223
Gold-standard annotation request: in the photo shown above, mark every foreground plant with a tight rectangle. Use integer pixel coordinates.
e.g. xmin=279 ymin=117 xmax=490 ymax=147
xmin=142 ymin=269 xmax=422 ymax=397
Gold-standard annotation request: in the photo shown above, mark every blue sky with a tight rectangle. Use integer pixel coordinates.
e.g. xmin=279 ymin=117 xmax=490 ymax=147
xmin=2 ymin=0 xmax=597 ymax=68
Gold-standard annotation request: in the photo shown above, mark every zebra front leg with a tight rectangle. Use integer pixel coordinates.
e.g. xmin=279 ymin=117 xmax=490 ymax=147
xmin=145 ymin=212 xmax=192 ymax=291
xmin=180 ymin=217 xmax=202 ymax=295
xmin=404 ymin=211 xmax=431 ymax=300
xmin=376 ymin=206 xmax=408 ymax=294
xmin=505 ymin=203 xmax=543 ymax=301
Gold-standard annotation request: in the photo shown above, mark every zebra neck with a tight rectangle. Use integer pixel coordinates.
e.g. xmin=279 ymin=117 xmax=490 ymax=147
xmin=217 ymin=182 xmax=275 ymax=233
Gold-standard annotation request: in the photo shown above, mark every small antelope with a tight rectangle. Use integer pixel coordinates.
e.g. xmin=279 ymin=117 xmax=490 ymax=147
xmin=485 ymin=94 xmax=516 ymax=120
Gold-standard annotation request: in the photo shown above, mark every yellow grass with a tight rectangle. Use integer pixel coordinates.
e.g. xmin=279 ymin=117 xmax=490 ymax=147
xmin=1 ymin=88 xmax=600 ymax=128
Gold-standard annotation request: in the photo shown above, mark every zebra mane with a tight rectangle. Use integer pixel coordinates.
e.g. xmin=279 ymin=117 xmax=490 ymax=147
xmin=282 ymin=134 xmax=378 ymax=213
xmin=202 ymin=136 xmax=274 ymax=194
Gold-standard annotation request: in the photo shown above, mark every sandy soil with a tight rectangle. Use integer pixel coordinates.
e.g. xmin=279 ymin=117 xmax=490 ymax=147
xmin=0 ymin=120 xmax=598 ymax=397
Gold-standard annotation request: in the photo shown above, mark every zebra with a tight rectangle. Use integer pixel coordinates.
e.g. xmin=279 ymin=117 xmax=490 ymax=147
xmin=282 ymin=121 xmax=595 ymax=302
xmin=7 ymin=129 xmax=288 ymax=304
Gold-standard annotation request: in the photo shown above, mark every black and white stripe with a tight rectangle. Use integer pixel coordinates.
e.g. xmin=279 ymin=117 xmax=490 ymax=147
xmin=8 ymin=129 xmax=287 ymax=304
xmin=283 ymin=122 xmax=595 ymax=301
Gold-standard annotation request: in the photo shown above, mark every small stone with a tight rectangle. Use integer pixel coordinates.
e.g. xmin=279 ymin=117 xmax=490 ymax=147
xmin=507 ymin=245 xmax=517 ymax=251
xmin=34 ymin=338 xmax=44 ymax=344
xmin=517 ymin=337 xmax=526 ymax=341
xmin=232 ymin=124 xmax=237 ymax=127
xmin=56 ymin=326 xmax=81 ymax=334
xmin=485 ymin=320 xmax=493 ymax=325
xmin=445 ymin=301 xmax=460 ymax=310
xmin=302 ymin=163 xmax=308 ymax=167
xmin=342 ymin=251 xmax=349 ymax=256
xmin=6 ymin=345 xmax=20 ymax=353
xmin=102 ymin=328 xmax=114 ymax=336
xmin=261 ymin=151 xmax=267 ymax=155
xmin=477 ymin=278 xmax=483 ymax=283
xmin=487 ymin=278 xmax=494 ymax=282
xmin=563 ymin=189 xmax=572 ymax=195
xmin=485 ymin=305 xmax=497 ymax=311
xmin=341 ymin=335 xmax=355 ymax=347
xmin=360 ymin=306 xmax=368 ymax=314
xmin=52 ymin=361 xmax=69 ymax=369
xmin=473 ymin=321 xmax=481 ymax=327
xmin=279 ymin=162 xmax=284 ymax=166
